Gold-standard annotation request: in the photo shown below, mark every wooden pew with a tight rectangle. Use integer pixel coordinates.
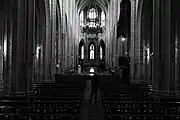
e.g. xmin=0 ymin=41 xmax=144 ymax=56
xmin=100 ymin=83 xmax=180 ymax=120
xmin=0 ymin=97 xmax=82 ymax=120
xmin=0 ymin=81 xmax=85 ymax=120
xmin=103 ymin=101 xmax=180 ymax=120
xmin=32 ymin=83 xmax=84 ymax=96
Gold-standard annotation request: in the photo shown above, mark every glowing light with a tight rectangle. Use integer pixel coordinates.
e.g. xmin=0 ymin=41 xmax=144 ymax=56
xmin=101 ymin=11 xmax=105 ymax=26
xmin=147 ymin=47 xmax=150 ymax=62
xmin=81 ymin=46 xmax=84 ymax=59
xmin=3 ymin=36 xmax=7 ymax=58
xmin=80 ymin=11 xmax=84 ymax=26
xmin=89 ymin=68 xmax=94 ymax=76
xmin=90 ymin=73 xmax=94 ymax=76
xmin=36 ymin=45 xmax=41 ymax=59
xmin=56 ymin=64 xmax=59 ymax=68
xmin=90 ymin=68 xmax=94 ymax=73
xmin=121 ymin=37 xmax=126 ymax=41
xmin=100 ymin=46 xmax=103 ymax=59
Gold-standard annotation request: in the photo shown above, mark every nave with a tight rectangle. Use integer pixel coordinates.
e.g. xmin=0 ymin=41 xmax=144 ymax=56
xmin=0 ymin=73 xmax=180 ymax=120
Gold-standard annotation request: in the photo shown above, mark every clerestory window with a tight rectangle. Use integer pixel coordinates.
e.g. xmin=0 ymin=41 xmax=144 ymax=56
xmin=80 ymin=11 xmax=84 ymax=26
xmin=101 ymin=11 xmax=105 ymax=27
xmin=88 ymin=8 xmax=97 ymax=19
xmin=90 ymin=44 xmax=95 ymax=59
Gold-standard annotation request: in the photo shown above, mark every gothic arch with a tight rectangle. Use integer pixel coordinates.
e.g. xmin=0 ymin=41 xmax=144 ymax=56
xmin=88 ymin=41 xmax=96 ymax=60
xmin=77 ymin=0 xmax=108 ymax=16
xmin=79 ymin=39 xmax=85 ymax=59
xmin=99 ymin=39 xmax=105 ymax=59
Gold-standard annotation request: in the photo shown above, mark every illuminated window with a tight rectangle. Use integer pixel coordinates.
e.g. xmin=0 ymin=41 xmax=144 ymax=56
xmin=90 ymin=68 xmax=94 ymax=73
xmin=89 ymin=22 xmax=96 ymax=28
xmin=3 ymin=36 xmax=7 ymax=59
xmin=100 ymin=46 xmax=103 ymax=59
xmin=101 ymin=11 xmax=105 ymax=26
xmin=88 ymin=8 xmax=97 ymax=19
xmin=90 ymin=44 xmax=95 ymax=59
xmin=81 ymin=46 xmax=84 ymax=59
xmin=36 ymin=44 xmax=41 ymax=59
xmin=89 ymin=68 xmax=95 ymax=76
xmin=80 ymin=11 xmax=84 ymax=26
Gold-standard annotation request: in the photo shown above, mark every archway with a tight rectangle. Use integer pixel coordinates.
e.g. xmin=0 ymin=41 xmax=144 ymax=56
xmin=99 ymin=40 xmax=105 ymax=69
xmin=79 ymin=39 xmax=85 ymax=60
xmin=99 ymin=40 xmax=105 ymax=60
xmin=88 ymin=42 xmax=96 ymax=60
xmin=89 ymin=44 xmax=95 ymax=60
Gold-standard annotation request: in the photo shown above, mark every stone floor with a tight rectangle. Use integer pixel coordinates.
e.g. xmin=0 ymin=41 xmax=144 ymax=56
xmin=79 ymin=80 xmax=106 ymax=120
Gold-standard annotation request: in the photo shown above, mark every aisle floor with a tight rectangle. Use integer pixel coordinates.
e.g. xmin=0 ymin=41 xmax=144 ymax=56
xmin=79 ymin=80 xmax=106 ymax=120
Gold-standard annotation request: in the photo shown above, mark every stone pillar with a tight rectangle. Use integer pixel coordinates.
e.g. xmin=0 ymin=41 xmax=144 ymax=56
xmin=0 ymin=18 xmax=3 ymax=92
xmin=56 ymin=6 xmax=61 ymax=74
xmin=161 ymin=0 xmax=173 ymax=92
xmin=169 ymin=2 xmax=176 ymax=92
xmin=44 ymin=0 xmax=51 ymax=79
xmin=25 ymin=0 xmax=35 ymax=93
xmin=10 ymin=0 xmax=27 ymax=94
xmin=129 ymin=0 xmax=136 ymax=82
xmin=51 ymin=0 xmax=57 ymax=81
xmin=3 ymin=14 xmax=9 ymax=94
xmin=152 ymin=0 xmax=161 ymax=91
xmin=11 ymin=1 xmax=18 ymax=93
xmin=176 ymin=22 xmax=180 ymax=94
xmin=3 ymin=0 xmax=12 ymax=94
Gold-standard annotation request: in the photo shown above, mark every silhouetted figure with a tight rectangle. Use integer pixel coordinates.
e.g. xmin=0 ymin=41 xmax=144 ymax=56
xmin=89 ymin=73 xmax=98 ymax=104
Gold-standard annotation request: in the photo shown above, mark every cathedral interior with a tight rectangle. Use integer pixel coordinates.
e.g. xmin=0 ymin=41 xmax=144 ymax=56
xmin=0 ymin=0 xmax=180 ymax=120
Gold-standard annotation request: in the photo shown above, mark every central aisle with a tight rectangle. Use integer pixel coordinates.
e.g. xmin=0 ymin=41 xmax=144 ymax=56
xmin=79 ymin=79 xmax=106 ymax=120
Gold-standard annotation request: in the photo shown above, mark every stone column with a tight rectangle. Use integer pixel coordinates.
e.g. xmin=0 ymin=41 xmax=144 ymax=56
xmin=26 ymin=0 xmax=35 ymax=93
xmin=3 ymin=14 xmax=9 ymax=94
xmin=161 ymin=0 xmax=173 ymax=92
xmin=10 ymin=0 xmax=27 ymax=94
xmin=11 ymin=0 xmax=18 ymax=93
xmin=129 ymin=0 xmax=136 ymax=82
xmin=176 ymin=22 xmax=180 ymax=94
xmin=169 ymin=2 xmax=176 ymax=92
xmin=152 ymin=0 xmax=160 ymax=91
xmin=0 ymin=19 xmax=3 ymax=91
xmin=44 ymin=0 xmax=51 ymax=79
xmin=51 ymin=0 xmax=57 ymax=81
xmin=57 ymin=5 xmax=61 ymax=74
xmin=3 ymin=0 xmax=12 ymax=94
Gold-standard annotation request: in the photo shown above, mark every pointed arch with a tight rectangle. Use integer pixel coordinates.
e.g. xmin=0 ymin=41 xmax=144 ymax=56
xmin=99 ymin=39 xmax=105 ymax=60
xmin=88 ymin=41 xmax=96 ymax=60
xmin=79 ymin=39 xmax=85 ymax=59
xmin=77 ymin=0 xmax=108 ymax=16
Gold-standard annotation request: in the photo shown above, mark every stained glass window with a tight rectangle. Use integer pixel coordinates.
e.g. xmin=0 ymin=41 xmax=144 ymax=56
xmin=89 ymin=8 xmax=97 ymax=19
xmin=81 ymin=46 xmax=84 ymax=59
xmin=80 ymin=11 xmax=84 ymax=26
xmin=101 ymin=11 xmax=105 ymax=26
xmin=100 ymin=46 xmax=103 ymax=59
xmin=90 ymin=44 xmax=95 ymax=59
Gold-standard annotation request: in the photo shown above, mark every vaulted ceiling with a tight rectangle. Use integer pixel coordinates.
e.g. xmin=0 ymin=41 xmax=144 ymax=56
xmin=0 ymin=0 xmax=6 ymax=11
xmin=76 ymin=0 xmax=110 ymax=14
